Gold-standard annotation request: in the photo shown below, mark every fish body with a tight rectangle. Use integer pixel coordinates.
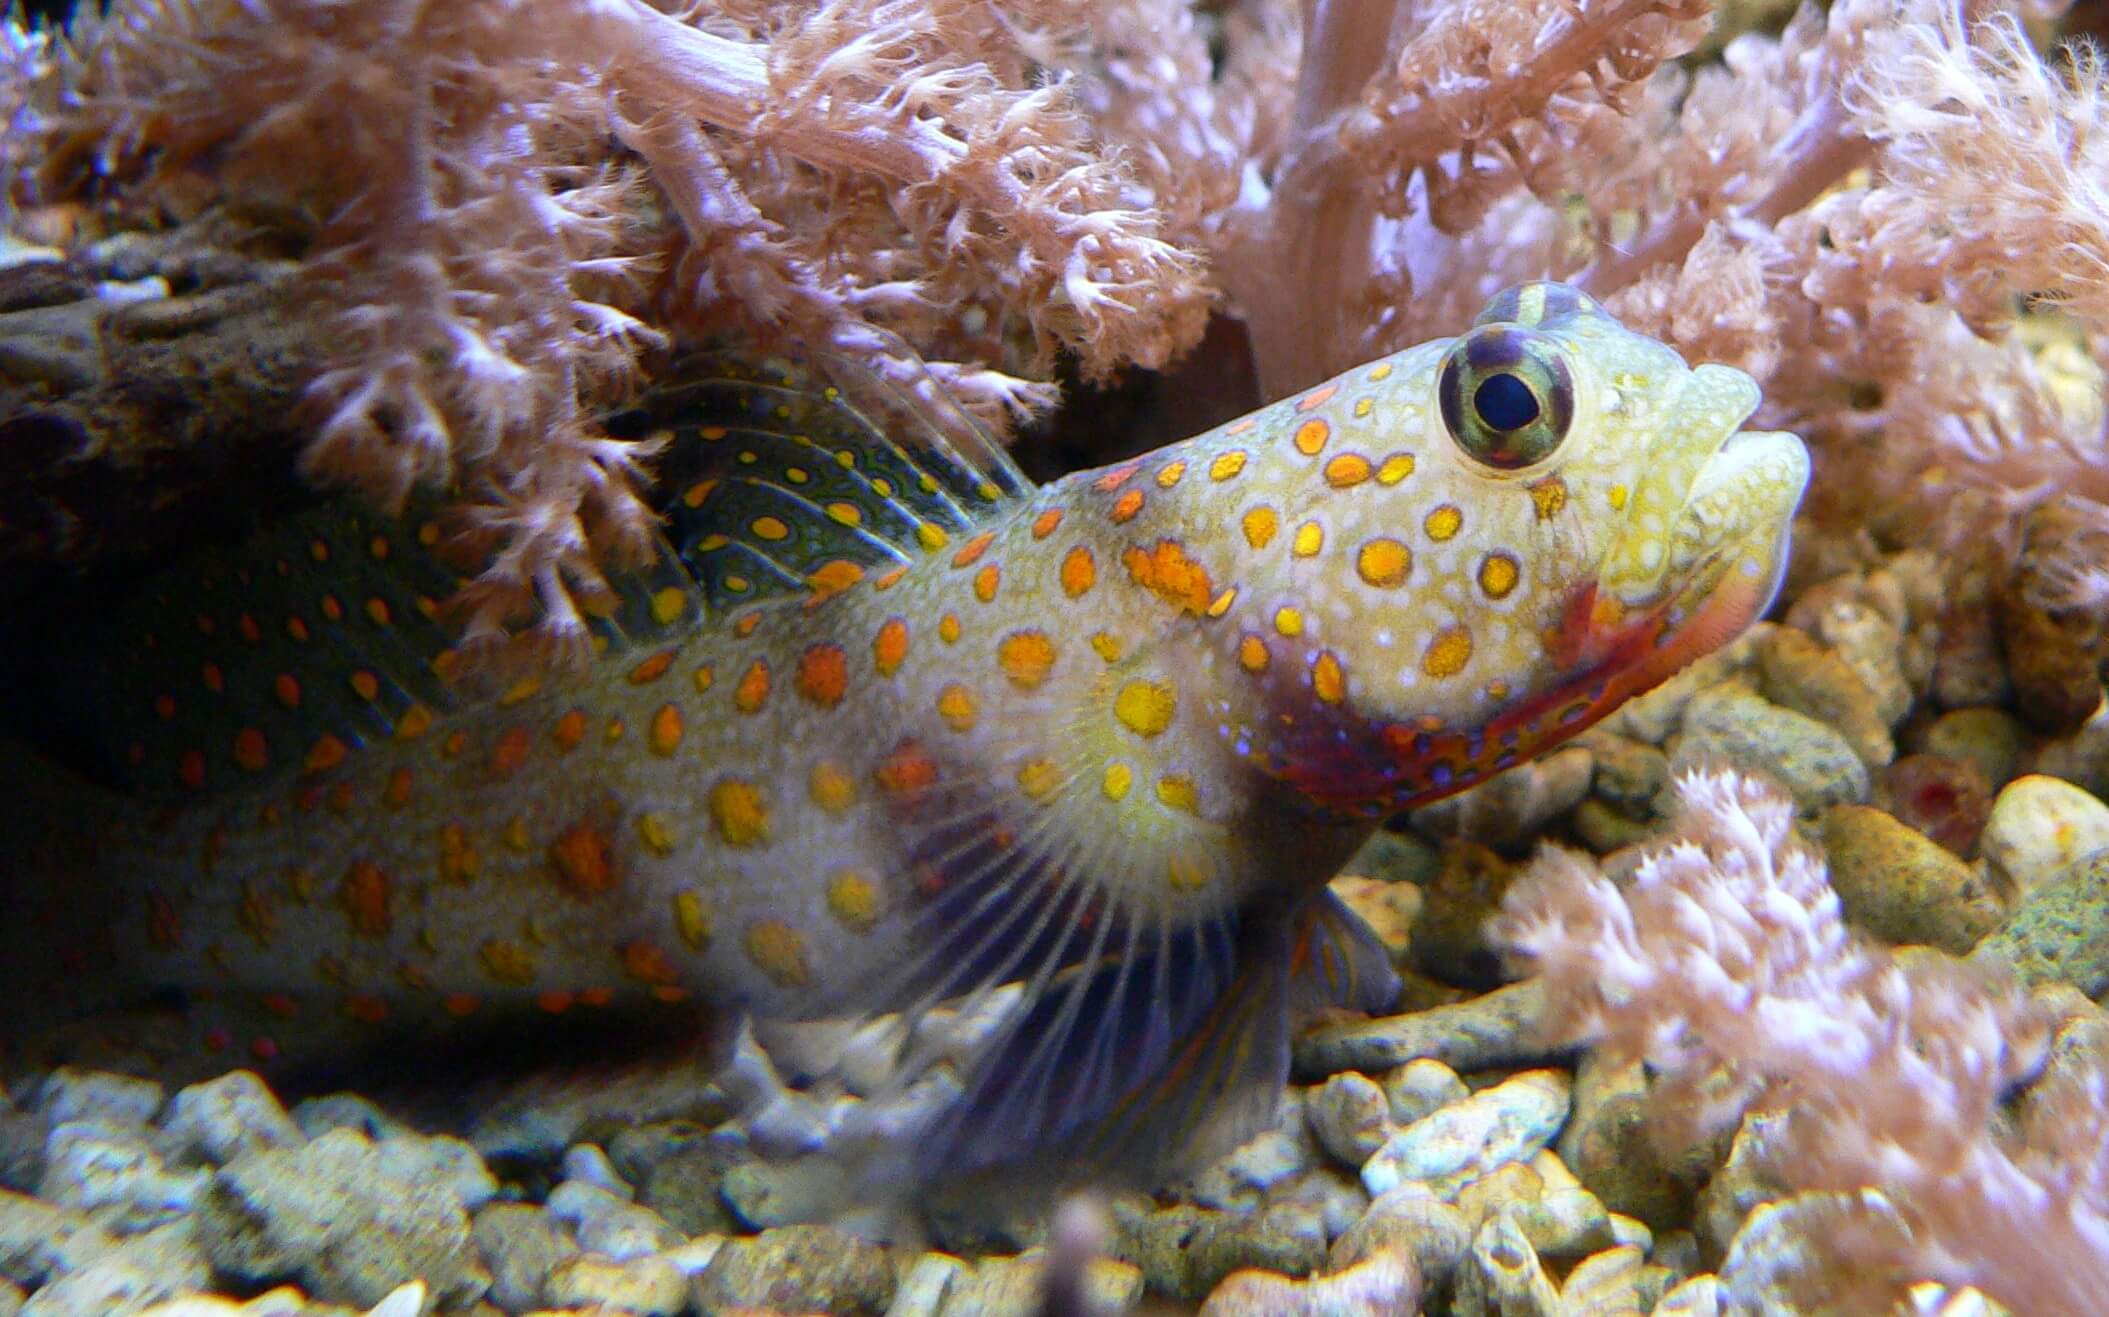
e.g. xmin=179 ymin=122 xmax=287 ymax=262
xmin=9 ymin=283 xmax=1808 ymax=1181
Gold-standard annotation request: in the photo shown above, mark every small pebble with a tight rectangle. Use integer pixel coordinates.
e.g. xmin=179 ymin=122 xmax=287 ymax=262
xmin=472 ymin=1203 xmax=579 ymax=1313
xmin=1670 ymin=682 xmax=1869 ymax=813
xmin=1305 ymin=1074 xmax=1393 ymax=1169
xmin=545 ymin=1180 xmax=683 ymax=1260
xmin=1361 ymin=1069 xmax=1571 ymax=1199
xmin=691 ymin=1224 xmax=895 ymax=1316
xmin=1819 ymin=804 xmax=2002 ymax=951
xmin=1294 ymin=979 xmax=1550 ymax=1080
xmin=1970 ymin=849 xmax=2109 ymax=995
xmin=161 ymin=1072 xmax=304 ymax=1167
xmin=1196 ymin=1247 xmax=1421 ymax=1317
xmin=542 ymin=1251 xmax=688 ymax=1316
xmin=1879 ymin=754 xmax=1993 ymax=857
xmin=1917 ymin=707 xmax=2029 ymax=791
xmin=1380 ymin=1059 xmax=1469 ymax=1127
xmin=1979 ymin=774 xmax=2109 ymax=900
xmin=35 ymin=1070 xmax=162 ymax=1132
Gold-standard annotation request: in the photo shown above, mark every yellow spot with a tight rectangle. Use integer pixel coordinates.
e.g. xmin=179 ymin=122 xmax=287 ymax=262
xmin=1478 ymin=553 xmax=1521 ymax=599
xmin=1425 ymin=504 xmax=1463 ymax=541
xmin=1242 ymin=506 xmax=1279 ymax=550
xmin=785 ymin=466 xmax=809 ymax=484
xmin=744 ymin=920 xmax=811 ymax=989
xmin=1061 ymin=546 xmax=1096 ymax=597
xmin=418 ymin=521 xmax=442 ymax=546
xmin=1324 ymin=453 xmax=1372 ymax=487
xmin=998 ymin=631 xmax=1058 ymax=690
xmin=826 ymin=501 xmax=863 ymax=527
xmin=973 ymin=562 xmax=1001 ymax=603
xmin=637 ymin=812 xmax=679 ymax=855
xmin=1354 ymin=397 xmax=1373 ymax=418
xmin=1274 ymin=606 xmax=1305 ymax=637
xmin=605 ymin=716 xmax=625 ymax=743
xmin=1424 ymin=626 xmax=1474 ymax=677
xmin=735 ymin=661 xmax=770 ymax=713
xmin=1111 ymin=488 xmax=1145 ymax=523
xmin=1377 ymin=453 xmax=1416 ymax=485
xmin=650 ymin=703 xmax=683 ymax=755
xmin=1357 ymin=538 xmax=1412 ymax=588
xmin=810 ymin=760 xmax=858 ymax=812
xmin=794 ymin=643 xmax=849 ymax=707
xmin=1156 ymin=776 xmax=1198 ymax=813
xmin=937 ymin=684 xmax=979 ymax=732
xmin=709 ymin=779 xmax=771 ymax=847
xmin=439 ymin=823 xmax=481 ymax=884
xmin=1033 ymin=507 xmax=1064 ymax=538
xmin=480 ymin=938 xmax=537 ymax=986
xmin=505 ymin=815 xmax=533 ymax=852
xmin=1090 ymin=631 xmax=1124 ymax=663
xmin=692 ymin=666 xmax=715 ymax=694
xmin=1114 ymin=680 xmax=1177 ymax=737
xmin=673 ymin=890 xmax=714 ymax=950
xmin=826 ymin=871 xmax=880 ymax=933
xmin=1122 ymin=539 xmax=1215 ymax=614
xmin=752 ymin=516 xmax=789 ymax=542
xmin=917 ymin=521 xmax=950 ymax=551
xmin=1103 ymin=761 xmax=1134 ymax=801
xmin=1156 ymin=459 xmax=1186 ymax=488
xmin=1207 ymin=588 xmax=1237 ymax=618
xmin=939 ymin=613 xmax=961 ymax=644
xmin=1211 ymin=451 xmax=1247 ymax=481
xmin=1168 ymin=851 xmax=1213 ymax=891
xmin=875 ymin=618 xmax=910 ymax=676
xmin=1313 ymin=651 xmax=1346 ymax=705
xmin=1530 ymin=477 xmax=1568 ymax=519
xmin=1608 ymin=484 xmax=1629 ymax=510
xmin=1239 ymin=633 xmax=1270 ymax=672
xmin=499 ymin=675 xmax=542 ymax=706
xmin=1292 ymin=522 xmax=1324 ymax=557
xmin=1369 ymin=361 xmax=1394 ymax=381
xmin=682 ymin=479 xmax=717 ymax=508
xmin=1017 ymin=759 xmax=1061 ymax=802
xmin=1294 ymin=417 xmax=1330 ymax=455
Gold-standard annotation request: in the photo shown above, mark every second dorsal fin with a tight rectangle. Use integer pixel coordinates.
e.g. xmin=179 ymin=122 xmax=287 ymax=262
xmin=616 ymin=348 xmax=1037 ymax=614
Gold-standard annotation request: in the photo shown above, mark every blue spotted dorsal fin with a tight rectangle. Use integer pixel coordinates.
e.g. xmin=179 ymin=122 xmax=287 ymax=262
xmin=618 ymin=346 xmax=1035 ymax=614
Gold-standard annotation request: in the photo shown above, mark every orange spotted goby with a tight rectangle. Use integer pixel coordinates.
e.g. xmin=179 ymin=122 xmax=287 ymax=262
xmin=5 ymin=283 xmax=1808 ymax=1184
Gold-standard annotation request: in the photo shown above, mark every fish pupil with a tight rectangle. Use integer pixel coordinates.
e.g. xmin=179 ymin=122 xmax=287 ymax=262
xmin=1474 ymin=373 xmax=1538 ymax=431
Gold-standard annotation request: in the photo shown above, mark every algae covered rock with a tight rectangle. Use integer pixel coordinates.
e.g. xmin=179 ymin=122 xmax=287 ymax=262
xmin=1970 ymin=850 xmax=2109 ymax=996
xmin=1819 ymin=804 xmax=2002 ymax=952
xmin=691 ymin=1223 xmax=894 ymax=1315
xmin=1671 ymin=682 xmax=1869 ymax=813
xmin=193 ymin=1127 xmax=486 ymax=1310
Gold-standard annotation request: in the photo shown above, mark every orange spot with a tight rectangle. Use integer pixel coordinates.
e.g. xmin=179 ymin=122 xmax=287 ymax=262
xmin=708 ymin=778 xmax=771 ymax=846
xmin=272 ymin=674 xmax=301 ymax=708
xmin=875 ymin=740 xmax=939 ymax=797
xmin=304 ymin=735 xmax=348 ymax=775
xmin=937 ymin=683 xmax=979 ymax=732
xmin=339 ymin=861 xmax=393 ymax=937
xmin=1093 ymin=462 xmax=1142 ymax=492
xmin=1296 ymin=384 xmax=1338 ymax=411
xmin=489 ymin=726 xmax=533 ymax=778
xmin=1061 ymin=546 xmax=1096 ymax=597
xmin=998 ymin=631 xmax=1057 ymax=690
xmin=650 ymin=703 xmax=684 ymax=755
xmin=537 ymin=990 xmax=576 ymax=1014
xmin=1242 ymin=506 xmax=1279 ymax=549
xmin=874 ymin=565 xmax=909 ymax=590
xmin=735 ymin=661 xmax=771 ymax=713
xmin=1294 ymin=418 xmax=1330 ymax=455
xmin=443 ymin=993 xmax=480 ymax=1018
xmin=939 ymin=613 xmax=961 ymax=644
xmin=734 ymin=612 xmax=762 ymax=638
xmin=286 ymin=617 xmax=311 ymax=643
xmin=322 ymin=595 xmax=344 ymax=622
xmin=238 ymin=614 xmax=262 ymax=644
xmin=384 ymin=766 xmax=413 ymax=806
xmin=365 ymin=598 xmax=391 ymax=626
xmin=395 ymin=705 xmax=433 ymax=741
xmin=973 ymin=562 xmax=1001 ymax=602
xmin=795 ymin=644 xmax=849 ymax=707
xmin=550 ymin=819 xmax=616 ymax=899
xmin=1324 ymin=453 xmax=1372 ymax=487
xmin=262 ymin=993 xmax=299 ymax=1018
xmin=202 ymin=663 xmax=225 ymax=693
xmin=552 ymin=708 xmax=587 ymax=751
xmin=233 ymin=728 xmax=269 ymax=772
xmin=1110 ymin=488 xmax=1145 ymax=523
xmin=806 ymin=559 xmax=865 ymax=604
xmin=874 ymin=618 xmax=910 ymax=676
xmin=629 ymin=649 xmax=676 ymax=684
xmin=1357 ymin=538 xmax=1412 ymax=588
xmin=350 ymin=670 xmax=380 ymax=701
xmin=1121 ymin=539 xmax=1215 ymax=615
xmin=1032 ymin=508 xmax=1064 ymax=539
xmin=953 ymin=530 xmax=996 ymax=567
xmin=580 ymin=986 xmax=615 ymax=1008
xmin=1313 ymin=651 xmax=1347 ymax=705
xmin=345 ymin=995 xmax=389 ymax=1024
xmin=154 ymin=693 xmax=177 ymax=721
xmin=620 ymin=940 xmax=679 ymax=986
xmin=1238 ymin=633 xmax=1270 ymax=673
xmin=1424 ymin=626 xmax=1474 ymax=677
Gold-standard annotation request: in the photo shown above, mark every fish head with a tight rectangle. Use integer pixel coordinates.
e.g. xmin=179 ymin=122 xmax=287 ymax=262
xmin=1251 ymin=281 xmax=1810 ymax=813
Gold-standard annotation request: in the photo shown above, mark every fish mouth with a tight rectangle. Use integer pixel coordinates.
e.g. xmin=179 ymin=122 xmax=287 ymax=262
xmin=1563 ymin=365 xmax=1810 ymax=680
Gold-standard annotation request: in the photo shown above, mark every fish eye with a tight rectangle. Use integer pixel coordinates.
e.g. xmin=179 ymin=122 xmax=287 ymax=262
xmin=1437 ymin=327 xmax=1575 ymax=470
